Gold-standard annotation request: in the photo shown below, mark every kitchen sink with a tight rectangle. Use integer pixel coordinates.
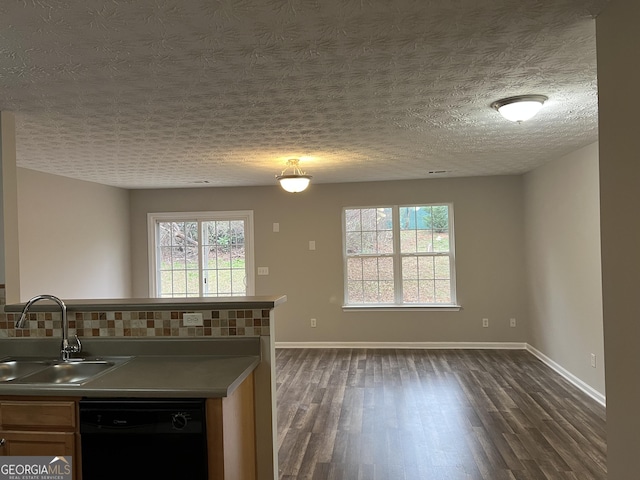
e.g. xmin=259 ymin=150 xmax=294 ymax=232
xmin=0 ymin=358 xmax=53 ymax=382
xmin=0 ymin=356 xmax=131 ymax=385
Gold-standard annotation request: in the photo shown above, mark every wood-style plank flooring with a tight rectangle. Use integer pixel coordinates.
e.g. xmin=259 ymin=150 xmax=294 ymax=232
xmin=276 ymin=348 xmax=606 ymax=480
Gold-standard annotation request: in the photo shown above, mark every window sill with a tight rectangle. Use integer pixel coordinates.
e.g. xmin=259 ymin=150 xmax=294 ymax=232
xmin=342 ymin=304 xmax=462 ymax=312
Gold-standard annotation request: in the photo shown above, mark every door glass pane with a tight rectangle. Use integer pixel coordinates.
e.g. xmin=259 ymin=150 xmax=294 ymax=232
xmin=172 ymin=270 xmax=187 ymax=297
xmin=231 ymin=268 xmax=247 ymax=296
xmin=202 ymin=220 xmax=246 ymax=296
xmin=159 ymin=271 xmax=173 ymax=298
xmin=206 ymin=271 xmax=219 ymax=296
xmin=157 ymin=216 xmax=248 ymax=298
xmin=157 ymin=221 xmax=195 ymax=297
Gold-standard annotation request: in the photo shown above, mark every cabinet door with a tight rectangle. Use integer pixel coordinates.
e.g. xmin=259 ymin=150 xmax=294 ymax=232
xmin=0 ymin=400 xmax=76 ymax=430
xmin=0 ymin=430 xmax=75 ymax=456
xmin=0 ymin=430 xmax=82 ymax=480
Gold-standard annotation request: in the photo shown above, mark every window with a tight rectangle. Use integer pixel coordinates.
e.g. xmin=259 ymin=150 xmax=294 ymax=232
xmin=343 ymin=204 xmax=456 ymax=307
xmin=148 ymin=211 xmax=254 ymax=298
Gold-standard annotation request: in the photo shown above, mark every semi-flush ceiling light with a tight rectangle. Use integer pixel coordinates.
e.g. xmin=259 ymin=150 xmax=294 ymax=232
xmin=276 ymin=158 xmax=312 ymax=193
xmin=491 ymin=95 xmax=548 ymax=123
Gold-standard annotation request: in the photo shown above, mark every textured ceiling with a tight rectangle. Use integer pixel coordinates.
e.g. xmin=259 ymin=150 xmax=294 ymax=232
xmin=0 ymin=0 xmax=608 ymax=189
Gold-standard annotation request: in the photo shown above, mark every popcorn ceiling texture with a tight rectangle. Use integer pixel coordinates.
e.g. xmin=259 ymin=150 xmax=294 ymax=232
xmin=0 ymin=0 xmax=608 ymax=189
xmin=0 ymin=306 xmax=271 ymax=339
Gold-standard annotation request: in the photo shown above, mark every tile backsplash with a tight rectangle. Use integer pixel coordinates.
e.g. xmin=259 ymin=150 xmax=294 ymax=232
xmin=0 ymin=286 xmax=270 ymax=339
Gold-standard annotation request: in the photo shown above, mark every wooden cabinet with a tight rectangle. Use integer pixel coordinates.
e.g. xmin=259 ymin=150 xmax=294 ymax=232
xmin=0 ymin=431 xmax=75 ymax=456
xmin=0 ymin=397 xmax=81 ymax=479
xmin=207 ymin=371 xmax=257 ymax=480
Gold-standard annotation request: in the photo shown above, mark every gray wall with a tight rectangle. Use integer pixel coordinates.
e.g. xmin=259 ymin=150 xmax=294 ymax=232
xmin=596 ymin=0 xmax=640 ymax=476
xmin=523 ymin=143 xmax=605 ymax=394
xmin=0 ymin=114 xmax=5 ymax=284
xmin=1 ymin=112 xmax=19 ymax=301
xmin=17 ymin=168 xmax=132 ymax=300
xmin=131 ymin=175 xmax=528 ymax=344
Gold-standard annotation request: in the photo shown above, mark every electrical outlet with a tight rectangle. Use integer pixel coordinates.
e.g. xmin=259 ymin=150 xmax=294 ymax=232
xmin=309 ymin=240 xmax=316 ymax=250
xmin=591 ymin=353 xmax=597 ymax=368
xmin=273 ymin=223 xmax=280 ymax=232
xmin=482 ymin=318 xmax=489 ymax=328
xmin=510 ymin=318 xmax=516 ymax=328
xmin=310 ymin=318 xmax=317 ymax=328
xmin=183 ymin=313 xmax=204 ymax=326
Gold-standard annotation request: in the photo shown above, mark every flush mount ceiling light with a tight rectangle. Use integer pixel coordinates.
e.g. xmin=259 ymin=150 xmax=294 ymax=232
xmin=276 ymin=158 xmax=312 ymax=193
xmin=491 ymin=95 xmax=548 ymax=123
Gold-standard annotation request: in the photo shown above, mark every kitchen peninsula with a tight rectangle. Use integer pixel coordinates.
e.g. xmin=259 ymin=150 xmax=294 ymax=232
xmin=2 ymin=295 xmax=286 ymax=480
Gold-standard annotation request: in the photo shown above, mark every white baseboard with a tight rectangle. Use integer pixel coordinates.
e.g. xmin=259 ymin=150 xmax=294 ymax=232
xmin=525 ymin=344 xmax=606 ymax=407
xmin=275 ymin=341 xmax=606 ymax=406
xmin=275 ymin=341 xmax=527 ymax=350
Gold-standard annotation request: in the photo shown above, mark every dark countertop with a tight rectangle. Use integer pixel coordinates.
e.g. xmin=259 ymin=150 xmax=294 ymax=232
xmin=0 ymin=337 xmax=260 ymax=398
xmin=3 ymin=295 xmax=287 ymax=312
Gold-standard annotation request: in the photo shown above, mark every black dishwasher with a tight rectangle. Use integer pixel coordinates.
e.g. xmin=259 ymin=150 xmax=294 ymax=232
xmin=79 ymin=398 xmax=208 ymax=480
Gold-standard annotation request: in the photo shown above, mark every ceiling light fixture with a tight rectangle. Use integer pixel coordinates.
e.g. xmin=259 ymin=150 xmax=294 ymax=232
xmin=491 ymin=95 xmax=548 ymax=123
xmin=276 ymin=158 xmax=312 ymax=193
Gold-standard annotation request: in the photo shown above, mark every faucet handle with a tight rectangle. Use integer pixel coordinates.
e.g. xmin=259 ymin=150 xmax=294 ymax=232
xmin=63 ymin=335 xmax=82 ymax=355
xmin=72 ymin=334 xmax=82 ymax=353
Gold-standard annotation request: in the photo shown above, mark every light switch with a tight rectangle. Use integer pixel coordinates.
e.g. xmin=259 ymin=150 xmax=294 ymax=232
xmin=273 ymin=223 xmax=280 ymax=232
xmin=309 ymin=240 xmax=316 ymax=250
xmin=257 ymin=267 xmax=269 ymax=275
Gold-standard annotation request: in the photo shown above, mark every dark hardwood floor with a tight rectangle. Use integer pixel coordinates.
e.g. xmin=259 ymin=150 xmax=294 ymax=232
xmin=276 ymin=348 xmax=606 ymax=480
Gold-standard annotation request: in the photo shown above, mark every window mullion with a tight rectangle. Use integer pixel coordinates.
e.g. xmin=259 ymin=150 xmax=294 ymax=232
xmin=447 ymin=204 xmax=456 ymax=305
xmin=155 ymin=221 xmax=162 ymax=297
xmin=198 ymin=220 xmax=205 ymax=297
xmin=392 ymin=205 xmax=402 ymax=304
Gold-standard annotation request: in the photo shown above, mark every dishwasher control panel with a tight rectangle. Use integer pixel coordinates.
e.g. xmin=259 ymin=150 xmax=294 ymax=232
xmin=79 ymin=398 xmax=206 ymax=434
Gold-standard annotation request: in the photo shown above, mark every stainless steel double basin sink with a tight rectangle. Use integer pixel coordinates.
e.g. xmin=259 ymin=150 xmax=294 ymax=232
xmin=0 ymin=356 xmax=131 ymax=385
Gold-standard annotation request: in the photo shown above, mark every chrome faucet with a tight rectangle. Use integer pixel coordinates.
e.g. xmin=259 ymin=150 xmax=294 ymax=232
xmin=16 ymin=294 xmax=82 ymax=362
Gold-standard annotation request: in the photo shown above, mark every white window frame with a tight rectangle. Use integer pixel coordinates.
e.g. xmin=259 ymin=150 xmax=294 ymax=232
xmin=147 ymin=210 xmax=255 ymax=298
xmin=342 ymin=204 xmax=460 ymax=311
